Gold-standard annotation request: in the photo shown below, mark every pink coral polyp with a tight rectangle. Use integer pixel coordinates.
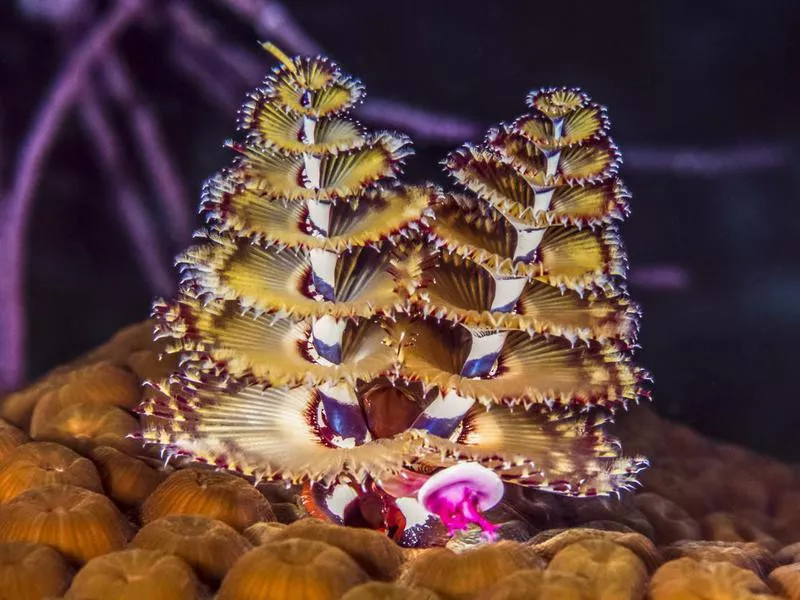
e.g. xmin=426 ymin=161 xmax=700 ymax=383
xmin=418 ymin=463 xmax=504 ymax=538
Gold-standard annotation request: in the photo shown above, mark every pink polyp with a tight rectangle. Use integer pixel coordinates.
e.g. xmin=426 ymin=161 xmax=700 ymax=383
xmin=417 ymin=463 xmax=504 ymax=539
xmin=423 ymin=482 xmax=499 ymax=539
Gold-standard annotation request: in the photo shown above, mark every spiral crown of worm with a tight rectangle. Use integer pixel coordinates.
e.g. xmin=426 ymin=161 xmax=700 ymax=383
xmin=136 ymin=45 xmax=650 ymax=545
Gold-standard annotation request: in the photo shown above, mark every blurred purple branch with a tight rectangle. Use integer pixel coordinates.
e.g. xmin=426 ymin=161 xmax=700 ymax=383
xmin=356 ymin=100 xmax=482 ymax=143
xmin=0 ymin=0 xmax=142 ymax=390
xmin=100 ymin=53 xmax=193 ymax=244
xmin=630 ymin=265 xmax=690 ymax=291
xmin=218 ymin=0 xmax=323 ymax=55
xmin=624 ymin=144 xmax=789 ymax=175
xmin=169 ymin=2 xmax=263 ymax=84
xmin=17 ymin=0 xmax=90 ymax=24
xmin=0 ymin=102 xmax=5 ymax=190
xmin=170 ymin=42 xmax=242 ymax=110
xmin=78 ymin=90 xmax=173 ymax=297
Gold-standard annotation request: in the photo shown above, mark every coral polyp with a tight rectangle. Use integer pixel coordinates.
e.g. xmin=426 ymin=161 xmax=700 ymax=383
xmin=138 ymin=44 xmax=648 ymax=546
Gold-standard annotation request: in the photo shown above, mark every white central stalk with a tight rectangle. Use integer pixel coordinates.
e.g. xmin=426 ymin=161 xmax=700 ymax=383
xmin=551 ymin=116 xmax=565 ymax=139
xmin=310 ymin=315 xmax=347 ymax=365
xmin=530 ymin=186 xmax=554 ymax=215
xmin=317 ymin=381 xmax=371 ymax=446
xmin=307 ymin=199 xmax=333 ymax=235
xmin=302 ymin=154 xmax=321 ymax=189
xmin=309 ymin=248 xmax=338 ymax=301
xmin=412 ymin=389 xmax=475 ymax=439
xmin=512 ymin=229 xmax=545 ymax=262
xmin=301 ymin=116 xmax=317 ymax=144
xmin=507 ymin=212 xmax=547 ymax=263
xmin=543 ymin=148 xmax=562 ymax=178
xmin=460 ymin=328 xmax=508 ymax=378
xmin=490 ymin=277 xmax=527 ymax=312
xmin=301 ymin=115 xmax=321 ymax=189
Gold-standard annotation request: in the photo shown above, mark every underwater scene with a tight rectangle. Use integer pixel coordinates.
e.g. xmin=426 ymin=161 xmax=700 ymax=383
xmin=0 ymin=1 xmax=798 ymax=598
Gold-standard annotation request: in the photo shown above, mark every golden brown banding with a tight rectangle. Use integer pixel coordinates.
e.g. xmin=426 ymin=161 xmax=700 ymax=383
xmin=398 ymin=541 xmax=543 ymax=600
xmin=0 ymin=420 xmax=28 ymax=461
xmin=477 ymin=569 xmax=594 ymax=600
xmin=0 ymin=541 xmax=72 ymax=600
xmin=141 ymin=468 xmax=275 ymax=531
xmin=389 ymin=319 xmax=645 ymax=408
xmin=267 ymin=519 xmax=406 ymax=580
xmin=342 ymin=582 xmax=441 ymax=600
xmin=0 ymin=441 xmax=103 ymax=503
xmin=545 ymin=538 xmax=648 ymax=599
xmin=155 ymin=300 xmax=397 ymax=386
xmin=89 ymin=445 xmax=166 ymax=506
xmin=28 ymin=362 xmax=141 ymax=437
xmin=529 ymin=527 xmax=662 ymax=571
xmin=428 ymin=197 xmax=627 ymax=292
xmin=227 ymin=131 xmax=411 ymax=202
xmin=64 ymin=548 xmax=202 ymax=600
xmin=179 ymin=237 xmax=420 ymax=320
xmin=661 ymin=539 xmax=776 ymax=575
xmin=0 ymin=484 xmax=131 ymax=564
xmin=202 ymin=177 xmax=434 ymax=252
xmin=31 ymin=402 xmax=142 ymax=456
xmin=131 ymin=515 xmax=252 ymax=583
xmin=217 ymin=538 xmax=369 ymax=600
xmin=648 ymin=557 xmax=776 ymax=600
xmin=139 ymin=380 xmax=427 ymax=485
xmin=413 ymin=251 xmax=638 ymax=344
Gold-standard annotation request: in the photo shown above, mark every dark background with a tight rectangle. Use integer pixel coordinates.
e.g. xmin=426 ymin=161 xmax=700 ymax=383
xmin=2 ymin=1 xmax=799 ymax=458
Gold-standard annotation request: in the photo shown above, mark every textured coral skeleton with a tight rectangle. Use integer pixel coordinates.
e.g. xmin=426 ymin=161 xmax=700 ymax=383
xmin=137 ymin=44 xmax=650 ymax=546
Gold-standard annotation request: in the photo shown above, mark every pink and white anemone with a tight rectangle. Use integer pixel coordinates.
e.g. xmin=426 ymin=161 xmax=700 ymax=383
xmin=417 ymin=462 xmax=504 ymax=539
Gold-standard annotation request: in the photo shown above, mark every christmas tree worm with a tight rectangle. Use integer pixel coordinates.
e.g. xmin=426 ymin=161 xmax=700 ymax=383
xmin=137 ymin=45 xmax=649 ymax=546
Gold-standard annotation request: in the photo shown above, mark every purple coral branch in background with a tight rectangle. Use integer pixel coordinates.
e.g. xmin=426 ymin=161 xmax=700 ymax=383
xmin=624 ymin=144 xmax=789 ymax=175
xmin=356 ymin=100 xmax=482 ymax=143
xmin=218 ymin=0 xmax=323 ymax=56
xmin=0 ymin=101 xmax=5 ymax=191
xmin=169 ymin=2 xmax=264 ymax=84
xmin=0 ymin=0 xmax=142 ymax=390
xmin=78 ymin=90 xmax=173 ymax=297
xmin=630 ymin=265 xmax=690 ymax=291
xmin=100 ymin=53 xmax=193 ymax=245
xmin=170 ymin=41 xmax=244 ymax=111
